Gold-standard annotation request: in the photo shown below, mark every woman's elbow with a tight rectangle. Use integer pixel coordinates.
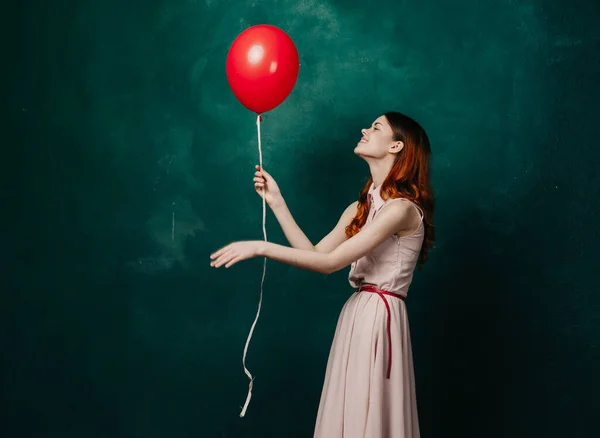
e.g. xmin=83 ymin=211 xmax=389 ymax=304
xmin=323 ymin=257 xmax=346 ymax=275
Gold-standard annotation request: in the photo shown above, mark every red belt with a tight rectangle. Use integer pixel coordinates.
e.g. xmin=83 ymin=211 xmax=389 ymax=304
xmin=357 ymin=284 xmax=405 ymax=379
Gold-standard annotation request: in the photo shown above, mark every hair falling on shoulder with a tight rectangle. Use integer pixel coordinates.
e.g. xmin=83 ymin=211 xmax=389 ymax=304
xmin=345 ymin=111 xmax=435 ymax=269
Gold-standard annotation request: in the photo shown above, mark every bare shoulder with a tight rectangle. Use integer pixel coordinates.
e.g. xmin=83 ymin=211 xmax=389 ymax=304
xmin=343 ymin=200 xmax=359 ymax=217
xmin=379 ymin=199 xmax=422 ymax=235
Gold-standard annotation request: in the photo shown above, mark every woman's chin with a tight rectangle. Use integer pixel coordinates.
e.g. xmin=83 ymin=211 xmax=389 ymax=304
xmin=354 ymin=144 xmax=368 ymax=156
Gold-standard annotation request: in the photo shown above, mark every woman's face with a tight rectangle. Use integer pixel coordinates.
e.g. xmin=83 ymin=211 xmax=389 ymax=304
xmin=354 ymin=115 xmax=403 ymax=159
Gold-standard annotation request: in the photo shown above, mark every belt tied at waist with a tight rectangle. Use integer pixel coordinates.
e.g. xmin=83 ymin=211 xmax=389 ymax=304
xmin=357 ymin=284 xmax=405 ymax=379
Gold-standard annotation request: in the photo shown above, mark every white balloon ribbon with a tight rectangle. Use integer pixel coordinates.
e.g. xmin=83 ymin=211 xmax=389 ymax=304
xmin=239 ymin=113 xmax=268 ymax=418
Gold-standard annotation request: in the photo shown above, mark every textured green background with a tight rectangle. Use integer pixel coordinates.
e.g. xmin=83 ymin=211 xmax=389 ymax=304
xmin=4 ymin=0 xmax=599 ymax=437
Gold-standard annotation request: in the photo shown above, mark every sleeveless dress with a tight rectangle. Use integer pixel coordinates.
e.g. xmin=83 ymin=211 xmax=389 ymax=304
xmin=313 ymin=181 xmax=424 ymax=438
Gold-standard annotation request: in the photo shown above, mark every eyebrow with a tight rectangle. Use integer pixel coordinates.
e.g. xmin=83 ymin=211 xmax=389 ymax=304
xmin=374 ymin=122 xmax=383 ymax=127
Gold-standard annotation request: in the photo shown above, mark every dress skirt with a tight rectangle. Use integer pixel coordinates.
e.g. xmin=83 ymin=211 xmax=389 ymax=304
xmin=313 ymin=290 xmax=420 ymax=438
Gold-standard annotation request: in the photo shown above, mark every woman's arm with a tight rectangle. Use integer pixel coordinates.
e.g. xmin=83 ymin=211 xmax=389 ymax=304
xmin=261 ymin=200 xmax=413 ymax=274
xmin=314 ymin=201 xmax=358 ymax=253
xmin=270 ymin=199 xmax=316 ymax=251
xmin=272 ymin=200 xmax=358 ymax=253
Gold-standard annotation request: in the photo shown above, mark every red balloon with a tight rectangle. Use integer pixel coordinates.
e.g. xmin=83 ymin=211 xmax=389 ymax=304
xmin=226 ymin=25 xmax=300 ymax=114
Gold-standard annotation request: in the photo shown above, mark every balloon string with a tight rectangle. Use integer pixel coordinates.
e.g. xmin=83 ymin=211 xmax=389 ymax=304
xmin=240 ymin=113 xmax=267 ymax=418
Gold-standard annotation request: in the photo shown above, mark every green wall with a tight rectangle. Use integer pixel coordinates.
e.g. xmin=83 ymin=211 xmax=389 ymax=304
xmin=4 ymin=0 xmax=599 ymax=437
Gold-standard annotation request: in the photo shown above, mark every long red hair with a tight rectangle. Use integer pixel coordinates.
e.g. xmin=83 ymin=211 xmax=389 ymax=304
xmin=345 ymin=111 xmax=435 ymax=269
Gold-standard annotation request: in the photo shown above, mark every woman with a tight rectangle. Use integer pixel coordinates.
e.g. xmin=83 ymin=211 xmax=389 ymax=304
xmin=210 ymin=111 xmax=435 ymax=438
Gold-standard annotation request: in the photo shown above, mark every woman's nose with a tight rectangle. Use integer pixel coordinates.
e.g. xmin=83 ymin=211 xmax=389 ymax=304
xmin=361 ymin=128 xmax=367 ymax=135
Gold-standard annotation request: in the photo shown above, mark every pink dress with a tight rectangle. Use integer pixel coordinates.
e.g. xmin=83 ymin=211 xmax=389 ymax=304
xmin=313 ymin=181 xmax=424 ymax=438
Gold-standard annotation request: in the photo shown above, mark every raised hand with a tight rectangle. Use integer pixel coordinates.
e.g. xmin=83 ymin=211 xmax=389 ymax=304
xmin=253 ymin=165 xmax=284 ymax=208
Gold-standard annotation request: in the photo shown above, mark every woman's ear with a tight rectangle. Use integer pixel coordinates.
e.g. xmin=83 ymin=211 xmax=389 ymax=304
xmin=390 ymin=141 xmax=404 ymax=154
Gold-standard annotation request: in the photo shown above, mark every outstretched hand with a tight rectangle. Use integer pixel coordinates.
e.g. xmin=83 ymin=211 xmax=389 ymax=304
xmin=210 ymin=241 xmax=265 ymax=268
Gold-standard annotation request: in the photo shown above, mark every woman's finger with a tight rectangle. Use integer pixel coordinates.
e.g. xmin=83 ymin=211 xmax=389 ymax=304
xmin=214 ymin=254 xmax=223 ymax=267
xmin=225 ymin=255 xmax=242 ymax=268
xmin=259 ymin=167 xmax=272 ymax=181
xmin=255 ymin=165 xmax=272 ymax=181
xmin=214 ymin=251 xmax=233 ymax=268
xmin=211 ymin=246 xmax=232 ymax=261
xmin=212 ymin=247 xmax=229 ymax=259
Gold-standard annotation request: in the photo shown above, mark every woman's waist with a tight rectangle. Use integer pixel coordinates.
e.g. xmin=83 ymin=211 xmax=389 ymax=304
xmin=355 ymin=283 xmax=406 ymax=299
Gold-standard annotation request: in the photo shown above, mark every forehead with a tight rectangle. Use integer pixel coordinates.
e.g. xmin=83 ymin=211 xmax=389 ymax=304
xmin=372 ymin=116 xmax=389 ymax=128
